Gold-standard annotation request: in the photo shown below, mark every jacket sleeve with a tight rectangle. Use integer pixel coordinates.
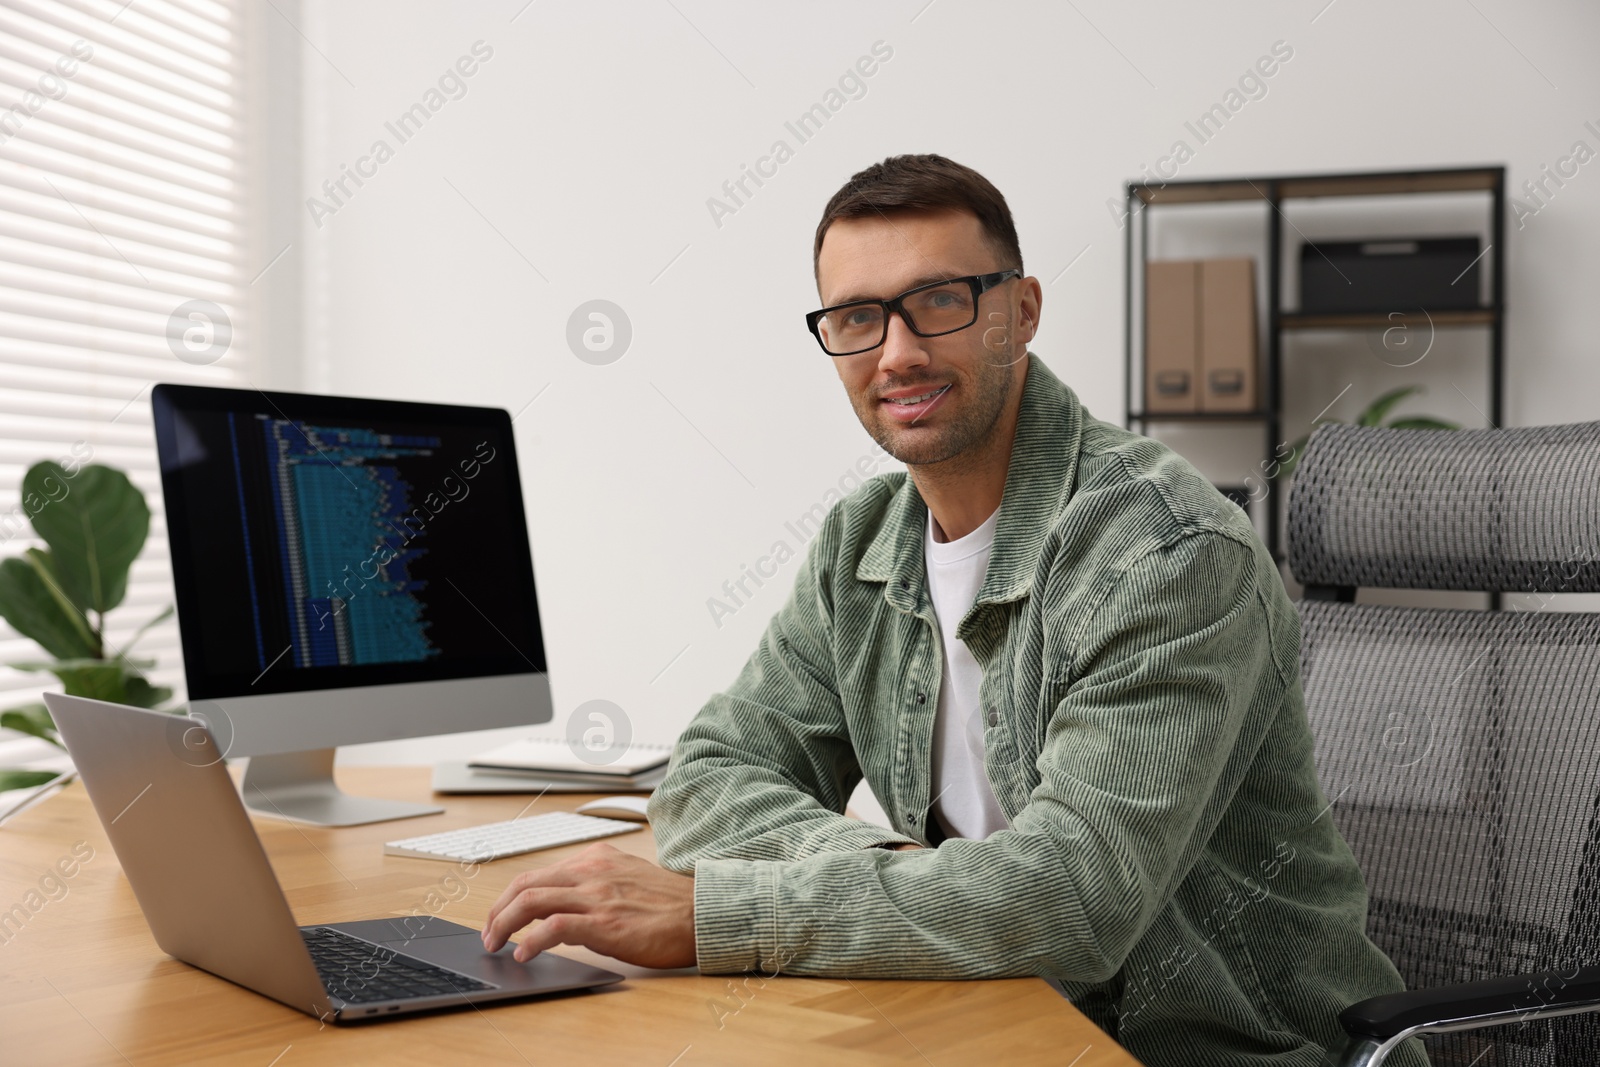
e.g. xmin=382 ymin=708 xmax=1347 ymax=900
xmin=646 ymin=508 xmax=920 ymax=871
xmin=678 ymin=530 xmax=1286 ymax=980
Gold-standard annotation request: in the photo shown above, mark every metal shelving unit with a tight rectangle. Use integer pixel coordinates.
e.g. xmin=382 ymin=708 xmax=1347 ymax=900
xmin=1122 ymin=165 xmax=1507 ymax=565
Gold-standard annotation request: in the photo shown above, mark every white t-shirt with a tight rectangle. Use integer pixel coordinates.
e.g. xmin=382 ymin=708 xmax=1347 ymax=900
xmin=924 ymin=506 xmax=1010 ymax=841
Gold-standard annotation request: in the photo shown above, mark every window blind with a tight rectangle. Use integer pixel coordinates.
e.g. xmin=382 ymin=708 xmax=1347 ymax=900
xmin=0 ymin=0 xmax=249 ymax=731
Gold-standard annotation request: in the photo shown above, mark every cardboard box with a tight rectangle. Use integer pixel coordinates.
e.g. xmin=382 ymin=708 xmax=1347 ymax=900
xmin=1198 ymin=258 xmax=1257 ymax=412
xmin=1145 ymin=260 xmax=1198 ymax=413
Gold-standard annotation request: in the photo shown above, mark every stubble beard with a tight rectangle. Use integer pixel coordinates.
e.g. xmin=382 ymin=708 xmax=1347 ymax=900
xmin=856 ymin=337 xmax=1022 ymax=470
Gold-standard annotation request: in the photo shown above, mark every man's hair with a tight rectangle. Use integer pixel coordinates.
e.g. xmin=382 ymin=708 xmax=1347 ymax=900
xmin=812 ymin=154 xmax=1023 ymax=280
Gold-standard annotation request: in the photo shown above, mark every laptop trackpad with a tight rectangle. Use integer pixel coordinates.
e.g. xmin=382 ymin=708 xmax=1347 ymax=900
xmin=329 ymin=916 xmax=624 ymax=992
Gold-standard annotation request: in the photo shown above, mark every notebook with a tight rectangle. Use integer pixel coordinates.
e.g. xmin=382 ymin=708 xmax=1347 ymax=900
xmin=467 ymin=737 xmax=673 ymax=779
xmin=430 ymin=761 xmax=667 ymax=795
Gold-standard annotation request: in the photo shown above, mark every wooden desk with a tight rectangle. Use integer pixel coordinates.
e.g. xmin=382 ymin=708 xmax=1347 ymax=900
xmin=0 ymin=766 xmax=1142 ymax=1066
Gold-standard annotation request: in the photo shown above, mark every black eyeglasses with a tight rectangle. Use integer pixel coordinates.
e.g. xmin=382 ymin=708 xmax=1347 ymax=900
xmin=805 ymin=269 xmax=1021 ymax=356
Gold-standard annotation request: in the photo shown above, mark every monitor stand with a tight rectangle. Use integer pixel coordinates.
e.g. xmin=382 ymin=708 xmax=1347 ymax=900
xmin=240 ymin=749 xmax=444 ymax=827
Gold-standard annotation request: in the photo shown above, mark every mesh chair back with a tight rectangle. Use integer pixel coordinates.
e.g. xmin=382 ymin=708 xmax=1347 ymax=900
xmin=1288 ymin=421 xmax=1600 ymax=594
xmin=1288 ymin=422 xmax=1600 ymax=1066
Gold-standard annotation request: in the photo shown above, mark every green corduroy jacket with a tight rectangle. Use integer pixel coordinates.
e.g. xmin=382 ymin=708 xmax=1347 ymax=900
xmin=647 ymin=353 xmax=1427 ymax=1067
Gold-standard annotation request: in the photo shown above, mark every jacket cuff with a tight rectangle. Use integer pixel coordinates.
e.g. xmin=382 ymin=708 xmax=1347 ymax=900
xmin=692 ymin=824 xmax=921 ymax=973
xmin=693 ymin=857 xmax=776 ymax=974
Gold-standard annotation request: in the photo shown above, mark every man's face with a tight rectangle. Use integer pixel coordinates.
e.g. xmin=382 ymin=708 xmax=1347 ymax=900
xmin=815 ymin=209 xmax=1039 ymax=467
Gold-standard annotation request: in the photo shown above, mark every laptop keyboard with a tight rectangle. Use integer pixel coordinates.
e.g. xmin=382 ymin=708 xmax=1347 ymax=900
xmin=302 ymin=926 xmax=495 ymax=1004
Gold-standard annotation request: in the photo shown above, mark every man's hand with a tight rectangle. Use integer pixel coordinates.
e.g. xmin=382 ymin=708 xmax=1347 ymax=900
xmin=480 ymin=842 xmax=696 ymax=969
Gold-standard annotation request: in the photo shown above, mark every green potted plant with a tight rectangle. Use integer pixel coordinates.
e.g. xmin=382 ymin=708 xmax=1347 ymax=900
xmin=0 ymin=460 xmax=173 ymax=791
xmin=1272 ymin=385 xmax=1460 ymax=483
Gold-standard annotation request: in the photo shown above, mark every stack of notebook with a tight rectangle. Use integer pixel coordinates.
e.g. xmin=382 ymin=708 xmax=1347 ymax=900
xmin=431 ymin=737 xmax=673 ymax=794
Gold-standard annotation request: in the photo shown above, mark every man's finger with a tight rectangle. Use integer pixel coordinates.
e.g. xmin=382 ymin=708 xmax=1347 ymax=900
xmin=483 ymin=863 xmax=585 ymax=932
xmin=482 ymin=887 xmax=592 ymax=952
xmin=510 ymin=912 xmax=592 ymax=962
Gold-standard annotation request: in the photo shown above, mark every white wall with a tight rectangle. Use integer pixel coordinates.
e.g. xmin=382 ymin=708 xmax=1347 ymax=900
xmin=270 ymin=0 xmax=1600 ymax=778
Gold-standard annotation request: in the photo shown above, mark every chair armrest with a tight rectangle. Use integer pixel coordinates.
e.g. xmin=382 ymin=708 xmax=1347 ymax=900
xmin=1328 ymin=965 xmax=1600 ymax=1066
xmin=1342 ymin=964 xmax=1600 ymax=1040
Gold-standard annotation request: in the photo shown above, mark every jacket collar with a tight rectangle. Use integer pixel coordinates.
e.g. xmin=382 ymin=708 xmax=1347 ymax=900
xmin=856 ymin=352 xmax=1085 ymax=612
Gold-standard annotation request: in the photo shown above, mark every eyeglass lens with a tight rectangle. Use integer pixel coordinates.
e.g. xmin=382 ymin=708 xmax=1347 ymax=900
xmin=817 ymin=281 xmax=976 ymax=353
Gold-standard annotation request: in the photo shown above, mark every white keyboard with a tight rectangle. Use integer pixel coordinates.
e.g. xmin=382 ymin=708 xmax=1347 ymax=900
xmin=383 ymin=811 xmax=642 ymax=863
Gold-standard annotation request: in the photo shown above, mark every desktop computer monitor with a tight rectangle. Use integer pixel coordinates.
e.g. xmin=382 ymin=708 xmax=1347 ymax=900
xmin=151 ymin=384 xmax=550 ymax=827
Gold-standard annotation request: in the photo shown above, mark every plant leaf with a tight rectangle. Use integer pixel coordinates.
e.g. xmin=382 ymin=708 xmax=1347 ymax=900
xmin=9 ymin=657 xmax=156 ymax=673
xmin=0 ymin=769 xmax=63 ymax=791
xmin=3 ymin=661 xmax=169 ymax=711
xmin=0 ymin=555 xmax=98 ymax=660
xmin=23 ymin=461 xmax=150 ymax=614
xmin=24 ymin=548 xmax=99 ymax=654
xmin=0 ymin=703 xmax=59 ymax=747
xmin=1385 ymin=417 xmax=1460 ymax=431
xmin=120 ymin=674 xmax=173 ymax=709
xmin=1357 ymin=386 xmax=1422 ymax=427
xmin=3 ymin=660 xmax=126 ymax=703
xmin=51 ymin=662 xmax=136 ymax=704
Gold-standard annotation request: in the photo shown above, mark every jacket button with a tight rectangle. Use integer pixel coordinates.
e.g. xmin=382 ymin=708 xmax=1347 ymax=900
xmin=900 ymin=579 xmax=909 ymax=590
xmin=907 ymin=813 xmax=917 ymax=825
xmin=916 ymin=692 xmax=926 ymax=705
xmin=986 ymin=708 xmax=999 ymax=727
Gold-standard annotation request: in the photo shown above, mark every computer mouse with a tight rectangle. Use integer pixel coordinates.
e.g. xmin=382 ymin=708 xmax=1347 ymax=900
xmin=574 ymin=795 xmax=651 ymax=822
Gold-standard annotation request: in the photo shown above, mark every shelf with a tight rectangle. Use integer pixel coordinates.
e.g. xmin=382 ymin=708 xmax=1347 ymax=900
xmin=1128 ymin=411 xmax=1270 ymax=423
xmin=1123 ymin=164 xmax=1505 ymax=563
xmin=1278 ymin=170 xmax=1499 ymax=200
xmin=1278 ymin=308 xmax=1497 ymax=330
xmin=1129 ymin=165 xmax=1501 ymax=208
xmin=1133 ymin=180 xmax=1268 ymax=206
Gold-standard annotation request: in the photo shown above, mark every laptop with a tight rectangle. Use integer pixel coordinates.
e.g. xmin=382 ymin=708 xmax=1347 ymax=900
xmin=45 ymin=692 xmax=624 ymax=1022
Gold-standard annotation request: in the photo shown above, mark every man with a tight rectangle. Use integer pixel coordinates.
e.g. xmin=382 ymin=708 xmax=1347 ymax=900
xmin=483 ymin=154 xmax=1427 ymax=1067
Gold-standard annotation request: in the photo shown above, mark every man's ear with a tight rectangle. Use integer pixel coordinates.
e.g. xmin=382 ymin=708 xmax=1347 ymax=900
xmin=1014 ymin=306 xmax=1036 ymax=344
xmin=1018 ymin=278 xmax=1042 ymax=342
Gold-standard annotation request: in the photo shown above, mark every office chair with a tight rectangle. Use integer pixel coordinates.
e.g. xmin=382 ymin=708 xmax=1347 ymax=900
xmin=1285 ymin=419 xmax=1600 ymax=1067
